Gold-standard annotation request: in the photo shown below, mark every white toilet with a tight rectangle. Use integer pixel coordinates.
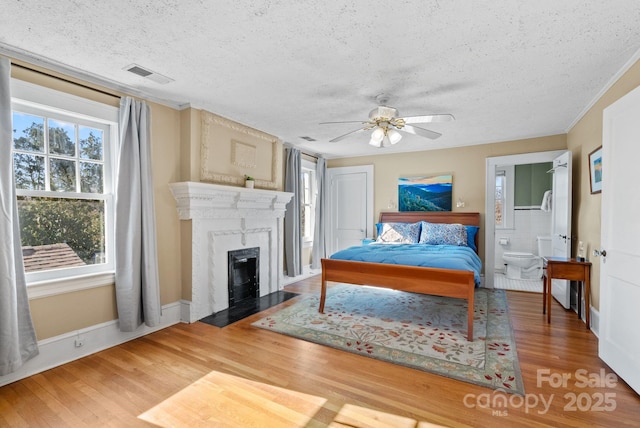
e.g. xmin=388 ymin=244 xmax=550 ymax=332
xmin=503 ymin=236 xmax=552 ymax=280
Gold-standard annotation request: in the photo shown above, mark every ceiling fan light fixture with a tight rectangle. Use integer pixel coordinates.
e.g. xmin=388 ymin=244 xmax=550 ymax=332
xmin=369 ymin=126 xmax=385 ymax=147
xmin=371 ymin=126 xmax=385 ymax=142
xmin=369 ymin=136 xmax=382 ymax=147
xmin=388 ymin=128 xmax=402 ymax=145
xmin=322 ymin=103 xmax=453 ymax=145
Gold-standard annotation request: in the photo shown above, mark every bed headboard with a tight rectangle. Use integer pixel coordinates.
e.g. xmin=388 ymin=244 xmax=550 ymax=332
xmin=378 ymin=211 xmax=481 ymax=253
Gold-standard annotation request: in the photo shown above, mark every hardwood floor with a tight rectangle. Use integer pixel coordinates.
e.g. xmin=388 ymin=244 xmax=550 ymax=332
xmin=1 ymin=276 xmax=638 ymax=427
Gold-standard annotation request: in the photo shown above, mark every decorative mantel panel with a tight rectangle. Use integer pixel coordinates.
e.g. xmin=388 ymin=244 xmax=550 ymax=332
xmin=169 ymin=182 xmax=293 ymax=322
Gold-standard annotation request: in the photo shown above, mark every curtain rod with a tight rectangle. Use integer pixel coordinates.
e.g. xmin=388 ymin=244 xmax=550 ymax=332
xmin=303 ymin=152 xmax=319 ymax=160
xmin=284 ymin=144 xmax=321 ymax=160
xmin=12 ymin=63 xmax=121 ymax=99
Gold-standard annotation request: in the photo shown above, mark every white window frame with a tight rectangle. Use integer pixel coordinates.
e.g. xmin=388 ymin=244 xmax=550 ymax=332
xmin=11 ymin=79 xmax=118 ymax=298
xmin=301 ymin=159 xmax=317 ymax=248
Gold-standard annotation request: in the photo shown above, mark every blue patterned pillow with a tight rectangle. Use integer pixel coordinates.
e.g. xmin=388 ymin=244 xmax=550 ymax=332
xmin=419 ymin=221 xmax=468 ymax=246
xmin=375 ymin=222 xmax=421 ymax=244
xmin=464 ymin=225 xmax=480 ymax=251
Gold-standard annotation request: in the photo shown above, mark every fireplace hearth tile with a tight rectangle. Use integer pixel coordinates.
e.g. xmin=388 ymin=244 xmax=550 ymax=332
xmin=199 ymin=290 xmax=298 ymax=328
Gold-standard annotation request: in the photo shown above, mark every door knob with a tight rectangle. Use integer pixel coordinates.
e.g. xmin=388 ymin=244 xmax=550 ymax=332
xmin=593 ymin=249 xmax=607 ymax=257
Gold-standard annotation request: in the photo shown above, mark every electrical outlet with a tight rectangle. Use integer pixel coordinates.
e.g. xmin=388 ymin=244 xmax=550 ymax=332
xmin=74 ymin=338 xmax=85 ymax=348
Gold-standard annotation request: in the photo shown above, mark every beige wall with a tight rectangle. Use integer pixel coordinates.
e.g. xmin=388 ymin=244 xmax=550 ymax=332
xmin=568 ymin=58 xmax=640 ymax=311
xmin=149 ymin=101 xmax=182 ymax=306
xmin=180 ymin=108 xmax=202 ymax=182
xmin=328 ymin=135 xmax=567 ymax=266
xmin=11 ymin=61 xmax=183 ymax=340
xmin=29 ymin=286 xmax=118 ymax=339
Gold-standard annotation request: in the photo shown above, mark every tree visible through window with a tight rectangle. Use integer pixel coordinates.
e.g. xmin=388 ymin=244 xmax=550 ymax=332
xmin=12 ymin=109 xmax=110 ymax=273
xmin=495 ymin=173 xmax=505 ymax=227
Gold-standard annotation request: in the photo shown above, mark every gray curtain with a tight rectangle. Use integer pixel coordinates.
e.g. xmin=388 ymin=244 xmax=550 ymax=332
xmin=115 ymin=97 xmax=161 ymax=332
xmin=311 ymin=157 xmax=327 ymax=269
xmin=0 ymin=57 xmax=39 ymax=375
xmin=284 ymin=147 xmax=302 ymax=276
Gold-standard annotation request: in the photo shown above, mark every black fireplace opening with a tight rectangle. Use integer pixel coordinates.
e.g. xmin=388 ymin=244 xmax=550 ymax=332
xmin=227 ymin=247 xmax=260 ymax=308
xmin=199 ymin=247 xmax=298 ymax=328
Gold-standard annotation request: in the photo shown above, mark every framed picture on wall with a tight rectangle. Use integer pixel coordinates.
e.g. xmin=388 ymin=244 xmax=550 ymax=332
xmin=589 ymin=146 xmax=602 ymax=194
xmin=398 ymin=175 xmax=452 ymax=211
xmin=589 ymin=146 xmax=603 ymax=194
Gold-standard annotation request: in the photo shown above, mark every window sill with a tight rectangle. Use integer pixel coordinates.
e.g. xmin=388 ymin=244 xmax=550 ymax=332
xmin=27 ymin=271 xmax=116 ymax=300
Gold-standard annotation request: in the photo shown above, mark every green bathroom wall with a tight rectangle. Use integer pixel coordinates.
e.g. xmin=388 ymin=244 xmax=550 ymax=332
xmin=514 ymin=162 xmax=552 ymax=207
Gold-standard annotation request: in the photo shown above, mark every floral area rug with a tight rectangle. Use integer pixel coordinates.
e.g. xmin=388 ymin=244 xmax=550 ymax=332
xmin=252 ymin=284 xmax=524 ymax=395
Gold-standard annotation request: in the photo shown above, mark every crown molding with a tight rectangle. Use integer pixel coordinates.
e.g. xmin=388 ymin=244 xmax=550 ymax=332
xmin=0 ymin=42 xmax=184 ymax=110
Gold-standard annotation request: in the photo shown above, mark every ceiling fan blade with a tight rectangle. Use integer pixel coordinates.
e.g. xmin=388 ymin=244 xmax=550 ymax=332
xmin=402 ymin=124 xmax=442 ymax=140
xmin=329 ymin=127 xmax=366 ymax=143
xmin=402 ymin=114 xmax=455 ymax=124
xmin=320 ymin=120 xmax=367 ymax=125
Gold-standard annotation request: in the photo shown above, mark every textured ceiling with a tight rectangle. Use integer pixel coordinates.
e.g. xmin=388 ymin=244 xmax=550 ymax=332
xmin=2 ymin=1 xmax=640 ymax=158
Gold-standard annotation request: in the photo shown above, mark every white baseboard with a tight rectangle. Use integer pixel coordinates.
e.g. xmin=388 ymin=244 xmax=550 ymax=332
xmin=0 ymin=301 xmax=183 ymax=387
xmin=589 ymin=306 xmax=600 ymax=338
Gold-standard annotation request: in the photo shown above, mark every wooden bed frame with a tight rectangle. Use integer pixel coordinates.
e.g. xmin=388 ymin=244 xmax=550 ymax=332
xmin=319 ymin=211 xmax=481 ymax=341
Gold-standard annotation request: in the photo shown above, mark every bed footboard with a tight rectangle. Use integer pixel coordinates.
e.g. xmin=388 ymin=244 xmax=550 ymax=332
xmin=320 ymin=258 xmax=475 ymax=341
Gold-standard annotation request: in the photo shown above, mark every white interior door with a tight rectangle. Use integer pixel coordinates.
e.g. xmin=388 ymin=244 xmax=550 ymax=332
xmin=327 ymin=165 xmax=373 ymax=256
xmin=599 ymin=85 xmax=640 ymax=394
xmin=551 ymin=151 xmax=572 ymax=308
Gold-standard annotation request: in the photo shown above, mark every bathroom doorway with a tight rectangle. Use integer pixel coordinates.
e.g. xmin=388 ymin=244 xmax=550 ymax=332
xmin=493 ymin=161 xmax=553 ymax=292
xmin=485 ymin=150 xmax=570 ymax=291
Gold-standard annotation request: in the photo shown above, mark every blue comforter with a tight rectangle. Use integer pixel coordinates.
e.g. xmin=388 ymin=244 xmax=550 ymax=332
xmin=330 ymin=243 xmax=482 ymax=286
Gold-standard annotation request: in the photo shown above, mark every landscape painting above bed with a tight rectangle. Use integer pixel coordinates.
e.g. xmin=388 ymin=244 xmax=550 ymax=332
xmin=398 ymin=175 xmax=453 ymax=211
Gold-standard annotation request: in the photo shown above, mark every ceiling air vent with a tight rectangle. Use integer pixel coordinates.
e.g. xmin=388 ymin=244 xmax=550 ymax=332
xmin=300 ymin=136 xmax=317 ymax=142
xmin=124 ymin=64 xmax=174 ymax=85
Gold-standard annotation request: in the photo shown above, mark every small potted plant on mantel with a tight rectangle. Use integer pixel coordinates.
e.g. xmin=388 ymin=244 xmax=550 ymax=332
xmin=244 ymin=175 xmax=255 ymax=189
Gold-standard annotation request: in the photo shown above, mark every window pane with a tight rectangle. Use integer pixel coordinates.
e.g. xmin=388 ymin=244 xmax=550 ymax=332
xmin=12 ymin=84 xmax=115 ymax=281
xmin=80 ymin=162 xmax=103 ymax=193
xmin=303 ymin=172 xmax=310 ymax=203
xmin=495 ymin=201 xmax=503 ymax=225
xmin=304 ymin=205 xmax=312 ymax=238
xmin=79 ymin=126 xmax=103 ymax=160
xmin=495 ymin=176 xmax=505 ymax=226
xmin=17 ymin=196 xmax=106 ymax=271
xmin=48 ymin=119 xmax=76 ymax=156
xmin=50 ymin=158 xmax=77 ymax=192
xmin=13 ymin=112 xmax=45 ymax=152
xmin=14 ymin=153 xmax=46 ymax=190
xmin=301 ymin=203 xmax=307 ymax=237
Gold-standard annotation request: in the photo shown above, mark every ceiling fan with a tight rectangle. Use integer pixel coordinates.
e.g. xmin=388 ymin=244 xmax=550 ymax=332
xmin=321 ymin=96 xmax=455 ymax=148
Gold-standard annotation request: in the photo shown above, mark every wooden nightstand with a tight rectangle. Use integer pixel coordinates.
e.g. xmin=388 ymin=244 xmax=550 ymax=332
xmin=542 ymin=257 xmax=592 ymax=329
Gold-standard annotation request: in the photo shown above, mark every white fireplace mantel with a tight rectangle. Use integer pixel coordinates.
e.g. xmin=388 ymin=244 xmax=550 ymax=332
xmin=170 ymin=181 xmax=293 ymax=220
xmin=169 ymin=181 xmax=293 ymax=321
